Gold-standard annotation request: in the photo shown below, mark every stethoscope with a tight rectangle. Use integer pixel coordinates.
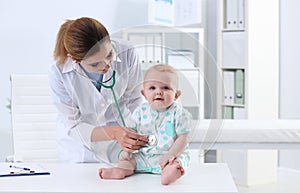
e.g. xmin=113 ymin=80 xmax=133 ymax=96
xmin=72 ymin=43 xmax=157 ymax=147
xmin=147 ymin=134 xmax=157 ymax=146
xmin=74 ymin=64 xmax=126 ymax=128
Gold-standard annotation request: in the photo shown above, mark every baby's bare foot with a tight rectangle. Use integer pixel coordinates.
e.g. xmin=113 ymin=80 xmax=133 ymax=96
xmin=99 ymin=168 xmax=133 ymax=179
xmin=161 ymin=161 xmax=185 ymax=185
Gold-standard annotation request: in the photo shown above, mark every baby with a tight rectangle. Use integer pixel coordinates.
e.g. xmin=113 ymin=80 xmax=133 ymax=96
xmin=99 ymin=64 xmax=192 ymax=185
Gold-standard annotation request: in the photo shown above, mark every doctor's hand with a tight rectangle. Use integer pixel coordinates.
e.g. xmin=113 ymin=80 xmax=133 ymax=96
xmin=112 ymin=126 xmax=148 ymax=152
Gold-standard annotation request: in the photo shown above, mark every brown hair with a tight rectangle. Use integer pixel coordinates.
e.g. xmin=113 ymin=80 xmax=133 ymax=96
xmin=53 ymin=17 xmax=110 ymax=65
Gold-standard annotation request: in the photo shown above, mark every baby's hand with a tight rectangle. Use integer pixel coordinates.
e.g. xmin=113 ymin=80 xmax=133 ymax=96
xmin=159 ymin=153 xmax=175 ymax=169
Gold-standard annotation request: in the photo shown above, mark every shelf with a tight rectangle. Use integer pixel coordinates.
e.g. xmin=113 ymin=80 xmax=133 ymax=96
xmin=222 ymin=29 xmax=245 ymax=32
xmin=217 ymin=0 xmax=280 ymax=186
xmin=222 ymin=104 xmax=245 ymax=108
xmin=221 ymin=67 xmax=245 ymax=70
xmin=120 ymin=26 xmax=205 ymax=120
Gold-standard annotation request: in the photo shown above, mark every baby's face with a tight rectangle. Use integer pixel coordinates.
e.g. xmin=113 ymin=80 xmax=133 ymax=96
xmin=142 ymin=70 xmax=180 ymax=111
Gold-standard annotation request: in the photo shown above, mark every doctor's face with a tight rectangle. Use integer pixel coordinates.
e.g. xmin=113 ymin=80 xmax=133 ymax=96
xmin=79 ymin=42 xmax=114 ymax=74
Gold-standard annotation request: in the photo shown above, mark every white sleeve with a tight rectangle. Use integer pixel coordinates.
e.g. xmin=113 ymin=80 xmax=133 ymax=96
xmin=48 ymin=64 xmax=95 ymax=149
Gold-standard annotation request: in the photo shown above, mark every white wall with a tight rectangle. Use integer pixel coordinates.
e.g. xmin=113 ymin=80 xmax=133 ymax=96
xmin=1 ymin=0 xmax=300 ymax=169
xmin=0 ymin=0 xmax=148 ymax=161
xmin=279 ymin=0 xmax=300 ymax=170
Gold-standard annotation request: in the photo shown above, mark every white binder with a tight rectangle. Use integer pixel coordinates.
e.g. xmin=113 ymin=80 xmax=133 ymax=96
xmin=233 ymin=107 xmax=246 ymax=119
xmin=128 ymin=35 xmax=147 ymax=65
xmin=146 ymin=36 xmax=154 ymax=64
xmin=223 ymin=71 xmax=235 ymax=105
xmin=154 ymin=35 xmax=162 ymax=64
xmin=237 ymin=0 xmax=245 ymax=28
xmin=225 ymin=0 xmax=238 ymax=29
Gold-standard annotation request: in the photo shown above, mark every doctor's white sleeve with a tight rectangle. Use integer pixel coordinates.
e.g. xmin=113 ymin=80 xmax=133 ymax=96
xmin=48 ymin=64 xmax=95 ymax=149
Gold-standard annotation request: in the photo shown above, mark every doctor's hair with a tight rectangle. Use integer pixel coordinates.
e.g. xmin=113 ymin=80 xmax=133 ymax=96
xmin=53 ymin=17 xmax=110 ymax=65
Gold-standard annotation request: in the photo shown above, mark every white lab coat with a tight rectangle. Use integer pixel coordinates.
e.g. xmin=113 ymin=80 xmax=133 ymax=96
xmin=48 ymin=41 xmax=143 ymax=163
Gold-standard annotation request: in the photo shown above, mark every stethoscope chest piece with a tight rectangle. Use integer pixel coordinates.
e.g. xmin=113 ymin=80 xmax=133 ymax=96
xmin=147 ymin=135 xmax=157 ymax=146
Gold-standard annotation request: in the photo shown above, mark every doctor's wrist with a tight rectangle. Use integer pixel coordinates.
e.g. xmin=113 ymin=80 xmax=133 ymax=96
xmin=91 ymin=126 xmax=116 ymax=142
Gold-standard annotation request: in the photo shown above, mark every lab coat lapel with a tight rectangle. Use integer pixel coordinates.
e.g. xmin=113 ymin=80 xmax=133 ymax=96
xmin=73 ymin=66 xmax=111 ymax=114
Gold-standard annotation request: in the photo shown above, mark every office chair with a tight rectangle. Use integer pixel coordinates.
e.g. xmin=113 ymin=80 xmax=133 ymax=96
xmin=9 ymin=74 xmax=58 ymax=162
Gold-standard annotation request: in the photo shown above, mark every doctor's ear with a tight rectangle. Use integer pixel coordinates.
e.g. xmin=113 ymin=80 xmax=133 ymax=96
xmin=67 ymin=53 xmax=80 ymax=64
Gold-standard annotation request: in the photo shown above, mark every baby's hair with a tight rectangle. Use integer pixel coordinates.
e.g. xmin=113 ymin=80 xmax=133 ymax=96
xmin=144 ymin=64 xmax=178 ymax=80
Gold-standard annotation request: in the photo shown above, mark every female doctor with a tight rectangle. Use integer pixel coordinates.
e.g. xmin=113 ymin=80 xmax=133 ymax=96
xmin=49 ymin=17 xmax=148 ymax=163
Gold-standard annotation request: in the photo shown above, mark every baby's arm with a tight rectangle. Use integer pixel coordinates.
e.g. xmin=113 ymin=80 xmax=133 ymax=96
xmin=159 ymin=133 xmax=189 ymax=169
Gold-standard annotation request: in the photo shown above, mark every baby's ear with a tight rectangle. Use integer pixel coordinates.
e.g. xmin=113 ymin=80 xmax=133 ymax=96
xmin=141 ymin=90 xmax=146 ymax=98
xmin=174 ymin=90 xmax=181 ymax=100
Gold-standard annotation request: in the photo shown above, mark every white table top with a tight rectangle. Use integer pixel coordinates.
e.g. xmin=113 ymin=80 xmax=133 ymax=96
xmin=0 ymin=162 xmax=237 ymax=193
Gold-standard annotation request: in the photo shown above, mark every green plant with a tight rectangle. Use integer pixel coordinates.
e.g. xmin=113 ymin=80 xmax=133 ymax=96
xmin=6 ymin=98 xmax=11 ymax=113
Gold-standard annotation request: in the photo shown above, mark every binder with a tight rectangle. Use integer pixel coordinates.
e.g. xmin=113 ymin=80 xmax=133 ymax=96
xmin=233 ymin=107 xmax=246 ymax=119
xmin=146 ymin=36 xmax=154 ymax=65
xmin=237 ymin=0 xmax=245 ymax=28
xmin=154 ymin=35 xmax=162 ymax=64
xmin=128 ymin=34 xmax=147 ymax=65
xmin=225 ymin=0 xmax=238 ymax=29
xmin=0 ymin=163 xmax=50 ymax=177
xmin=234 ymin=69 xmax=244 ymax=104
xmin=223 ymin=71 xmax=235 ymax=105
xmin=223 ymin=106 xmax=233 ymax=119
xmin=222 ymin=32 xmax=245 ymax=68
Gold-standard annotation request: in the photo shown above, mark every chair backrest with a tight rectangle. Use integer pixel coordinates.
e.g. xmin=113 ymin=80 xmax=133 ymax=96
xmin=10 ymin=74 xmax=58 ymax=162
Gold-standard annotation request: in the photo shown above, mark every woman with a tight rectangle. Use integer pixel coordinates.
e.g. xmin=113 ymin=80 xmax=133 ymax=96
xmin=49 ymin=17 xmax=148 ymax=163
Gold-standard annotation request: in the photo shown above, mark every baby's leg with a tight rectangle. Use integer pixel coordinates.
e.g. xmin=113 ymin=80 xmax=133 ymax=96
xmin=161 ymin=160 xmax=185 ymax=185
xmin=99 ymin=153 xmax=136 ymax=180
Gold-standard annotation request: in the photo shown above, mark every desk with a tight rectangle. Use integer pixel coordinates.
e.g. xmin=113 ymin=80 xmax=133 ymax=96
xmin=0 ymin=163 xmax=237 ymax=193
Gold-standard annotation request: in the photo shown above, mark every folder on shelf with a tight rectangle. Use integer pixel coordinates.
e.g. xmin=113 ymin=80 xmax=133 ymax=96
xmin=234 ymin=69 xmax=244 ymax=105
xmin=0 ymin=163 xmax=50 ymax=177
xmin=237 ymin=0 xmax=245 ymax=28
xmin=222 ymin=32 xmax=245 ymax=68
xmin=223 ymin=71 xmax=235 ymax=105
xmin=146 ymin=36 xmax=154 ymax=64
xmin=223 ymin=106 xmax=233 ymax=119
xmin=233 ymin=107 xmax=246 ymax=119
xmin=154 ymin=35 xmax=162 ymax=64
xmin=128 ymin=34 xmax=147 ymax=65
xmin=225 ymin=0 xmax=238 ymax=29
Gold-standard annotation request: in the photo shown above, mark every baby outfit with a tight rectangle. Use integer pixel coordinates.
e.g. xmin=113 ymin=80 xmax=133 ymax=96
xmin=127 ymin=102 xmax=192 ymax=174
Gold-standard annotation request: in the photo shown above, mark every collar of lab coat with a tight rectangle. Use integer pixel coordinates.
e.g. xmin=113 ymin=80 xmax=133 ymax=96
xmin=62 ymin=56 xmax=122 ymax=74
